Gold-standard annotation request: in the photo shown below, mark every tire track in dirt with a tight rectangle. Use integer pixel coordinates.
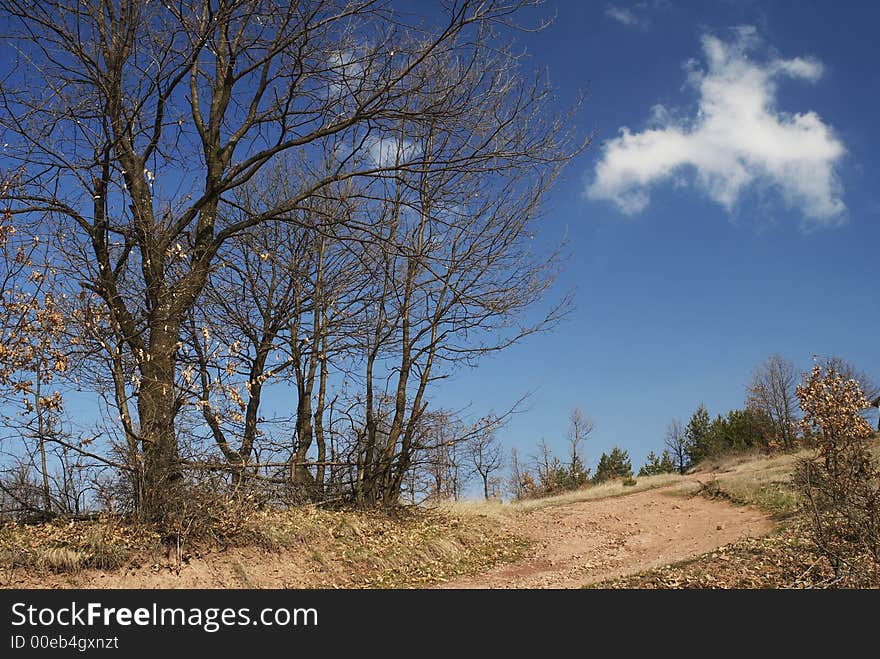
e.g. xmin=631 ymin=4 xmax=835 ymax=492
xmin=438 ymin=485 xmax=773 ymax=589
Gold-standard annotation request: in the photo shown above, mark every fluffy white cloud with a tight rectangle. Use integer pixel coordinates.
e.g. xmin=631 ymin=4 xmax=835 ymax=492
xmin=587 ymin=27 xmax=846 ymax=226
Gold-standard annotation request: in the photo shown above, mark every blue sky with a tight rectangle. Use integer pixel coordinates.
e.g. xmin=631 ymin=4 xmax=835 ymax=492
xmin=431 ymin=0 xmax=880 ymax=473
xmin=2 ymin=1 xmax=876 ymax=488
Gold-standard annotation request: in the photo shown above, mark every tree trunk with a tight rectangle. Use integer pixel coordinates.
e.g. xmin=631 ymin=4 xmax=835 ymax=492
xmin=292 ymin=385 xmax=318 ymax=495
xmin=34 ymin=364 xmax=52 ymax=515
xmin=380 ymin=261 xmax=416 ymax=507
xmin=234 ymin=342 xmax=271 ymax=486
xmin=110 ymin=343 xmax=144 ymax=508
xmin=359 ymin=344 xmax=379 ymax=505
xmin=291 ymin=305 xmax=320 ymax=497
xmin=137 ymin=324 xmax=182 ymax=522
xmin=314 ymin=337 xmax=328 ymax=496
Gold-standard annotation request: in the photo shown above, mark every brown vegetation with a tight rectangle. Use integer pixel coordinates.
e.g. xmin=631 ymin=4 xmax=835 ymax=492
xmin=2 ymin=504 xmax=526 ymax=589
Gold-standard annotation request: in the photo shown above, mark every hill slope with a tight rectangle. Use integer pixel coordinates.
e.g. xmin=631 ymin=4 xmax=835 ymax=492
xmin=438 ymin=480 xmax=771 ymax=588
xmin=5 ymin=448 xmax=844 ymax=589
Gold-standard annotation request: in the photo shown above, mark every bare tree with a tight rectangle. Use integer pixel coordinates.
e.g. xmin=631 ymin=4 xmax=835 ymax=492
xmin=506 ymin=447 xmax=527 ymax=500
xmin=0 ymin=0 xmax=560 ymax=520
xmin=664 ymin=418 xmax=688 ymax=475
xmin=180 ymin=162 xmax=366 ymax=497
xmin=417 ymin=411 xmax=466 ymax=502
xmin=531 ymin=438 xmax=558 ymax=493
xmin=746 ymin=354 xmax=799 ymax=450
xmin=347 ymin=36 xmax=580 ymax=506
xmin=467 ymin=429 xmax=503 ymax=500
xmin=567 ymin=407 xmax=593 ymax=477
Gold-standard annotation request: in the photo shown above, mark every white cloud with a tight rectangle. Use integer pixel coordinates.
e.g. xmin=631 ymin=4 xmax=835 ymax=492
xmin=605 ymin=6 xmax=640 ymax=27
xmin=605 ymin=1 xmax=669 ymax=29
xmin=327 ymin=51 xmax=366 ymax=104
xmin=587 ymin=28 xmax=846 ymax=227
xmin=366 ymin=136 xmax=420 ymax=168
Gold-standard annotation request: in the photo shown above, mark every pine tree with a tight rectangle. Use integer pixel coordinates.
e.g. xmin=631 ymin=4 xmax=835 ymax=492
xmin=593 ymin=446 xmax=632 ymax=483
xmin=638 ymin=450 xmax=676 ymax=476
xmin=684 ymin=404 xmax=712 ymax=466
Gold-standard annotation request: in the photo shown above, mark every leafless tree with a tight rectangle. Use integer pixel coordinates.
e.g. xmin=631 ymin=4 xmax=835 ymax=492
xmin=746 ymin=354 xmax=799 ymax=450
xmin=416 ymin=411 xmax=465 ymax=502
xmin=467 ymin=428 xmax=503 ymax=500
xmin=506 ymin=447 xmax=527 ymax=500
xmin=179 ymin=160 xmax=366 ymax=498
xmin=664 ymin=418 xmax=688 ymax=475
xmin=0 ymin=0 xmax=564 ymax=520
xmin=567 ymin=406 xmax=593 ymax=475
xmin=345 ymin=35 xmax=580 ymax=506
xmin=531 ymin=438 xmax=556 ymax=493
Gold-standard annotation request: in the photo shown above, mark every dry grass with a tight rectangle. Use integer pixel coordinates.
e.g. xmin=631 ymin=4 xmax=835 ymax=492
xmin=0 ymin=517 xmax=159 ymax=574
xmin=263 ymin=507 xmax=528 ymax=588
xmin=0 ymin=505 xmax=527 ymax=588
xmin=36 ymin=547 xmax=86 ymax=572
xmin=436 ymin=473 xmax=686 ymax=523
xmin=692 ymin=439 xmax=879 ymax=518
xmin=692 ymin=449 xmax=813 ymax=518
xmin=8 ymin=439 xmax=876 ymax=588
xmin=597 ymin=519 xmax=830 ymax=589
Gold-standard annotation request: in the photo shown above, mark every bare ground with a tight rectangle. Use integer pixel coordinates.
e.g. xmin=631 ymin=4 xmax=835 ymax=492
xmin=3 ymin=545 xmax=331 ymax=590
xmin=438 ymin=484 xmax=773 ymax=589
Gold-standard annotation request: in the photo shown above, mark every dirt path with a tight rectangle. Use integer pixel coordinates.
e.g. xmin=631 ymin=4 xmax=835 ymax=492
xmin=438 ymin=485 xmax=773 ymax=589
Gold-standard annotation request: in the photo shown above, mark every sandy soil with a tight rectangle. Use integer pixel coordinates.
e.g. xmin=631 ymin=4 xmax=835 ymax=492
xmin=1 ymin=544 xmax=329 ymax=589
xmin=438 ymin=485 xmax=772 ymax=589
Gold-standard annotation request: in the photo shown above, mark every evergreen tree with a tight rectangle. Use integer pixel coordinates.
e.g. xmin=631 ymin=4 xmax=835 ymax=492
xmin=565 ymin=451 xmax=591 ymax=489
xmin=684 ymin=404 xmax=712 ymax=466
xmin=638 ymin=450 xmax=676 ymax=476
xmin=707 ymin=408 xmax=774 ymax=454
xmin=593 ymin=446 xmax=633 ymax=483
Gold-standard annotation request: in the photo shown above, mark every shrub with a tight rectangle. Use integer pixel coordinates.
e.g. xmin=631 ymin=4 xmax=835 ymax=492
xmin=795 ymin=364 xmax=880 ymax=585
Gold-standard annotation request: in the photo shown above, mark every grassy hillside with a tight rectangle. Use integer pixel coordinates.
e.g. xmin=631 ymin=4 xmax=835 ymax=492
xmin=442 ymin=472 xmax=684 ymax=517
xmin=1 ymin=505 xmax=528 ymax=589
xmin=4 ymin=439 xmax=877 ymax=588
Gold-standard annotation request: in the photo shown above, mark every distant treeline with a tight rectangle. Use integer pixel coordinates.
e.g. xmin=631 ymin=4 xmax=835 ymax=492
xmin=507 ymin=353 xmax=877 ymax=500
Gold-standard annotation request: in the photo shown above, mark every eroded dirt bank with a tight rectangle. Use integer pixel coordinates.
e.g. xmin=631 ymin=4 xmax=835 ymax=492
xmin=438 ymin=486 xmax=772 ymax=589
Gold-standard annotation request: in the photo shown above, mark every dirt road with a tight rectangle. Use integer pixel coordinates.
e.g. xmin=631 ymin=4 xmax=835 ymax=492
xmin=439 ymin=485 xmax=773 ymax=588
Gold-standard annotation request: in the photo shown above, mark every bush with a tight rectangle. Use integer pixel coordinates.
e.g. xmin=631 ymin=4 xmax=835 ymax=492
xmin=795 ymin=364 xmax=880 ymax=586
